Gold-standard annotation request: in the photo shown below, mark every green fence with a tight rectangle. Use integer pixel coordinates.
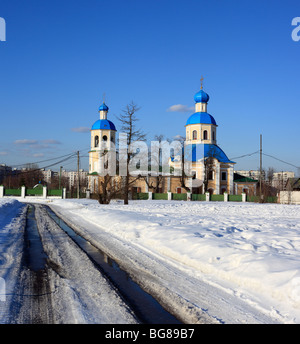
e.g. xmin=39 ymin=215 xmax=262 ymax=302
xmin=192 ymin=194 xmax=206 ymax=201
xmin=153 ymin=193 xmax=168 ymax=200
xmin=4 ymin=188 xmax=22 ymax=196
xmin=172 ymin=193 xmax=187 ymax=201
xmin=48 ymin=189 xmax=62 ymax=197
xmin=2 ymin=187 xmax=63 ymax=197
xmin=211 ymin=194 xmax=224 ymax=202
xmin=228 ymin=195 xmax=243 ymax=202
xmin=134 ymin=192 xmax=149 ymax=200
xmin=26 ymin=188 xmax=43 ymax=196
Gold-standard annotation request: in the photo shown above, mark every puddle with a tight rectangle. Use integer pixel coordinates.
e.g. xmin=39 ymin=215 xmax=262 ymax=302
xmin=24 ymin=205 xmax=48 ymax=271
xmin=46 ymin=206 xmax=181 ymax=324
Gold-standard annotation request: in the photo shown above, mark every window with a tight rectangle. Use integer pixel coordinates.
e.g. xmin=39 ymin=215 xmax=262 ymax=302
xmin=192 ymin=130 xmax=197 ymax=140
xmin=192 ymin=171 xmax=196 ymax=179
xmin=208 ymin=170 xmax=214 ymax=180
xmin=212 ymin=131 xmax=215 ymax=141
xmin=94 ymin=136 xmax=99 ymax=147
xmin=221 ymin=172 xmax=227 ymax=181
xmin=203 ymin=130 xmax=208 ymax=140
xmin=102 ymin=135 xmax=108 ymax=141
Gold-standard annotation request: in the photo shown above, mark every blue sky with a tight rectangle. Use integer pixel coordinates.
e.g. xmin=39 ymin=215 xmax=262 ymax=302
xmin=0 ymin=0 xmax=300 ymax=174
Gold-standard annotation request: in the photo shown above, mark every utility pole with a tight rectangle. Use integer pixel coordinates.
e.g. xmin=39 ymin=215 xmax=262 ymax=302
xmin=59 ymin=166 xmax=62 ymax=190
xmin=77 ymin=151 xmax=80 ymax=199
xmin=259 ymin=134 xmax=262 ymax=199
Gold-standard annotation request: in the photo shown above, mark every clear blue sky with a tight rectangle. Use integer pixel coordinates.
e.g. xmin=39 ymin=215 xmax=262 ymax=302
xmin=0 ymin=0 xmax=300 ymax=174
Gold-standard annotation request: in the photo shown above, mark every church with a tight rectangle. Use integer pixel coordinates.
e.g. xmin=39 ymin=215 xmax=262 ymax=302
xmin=88 ymin=84 xmax=257 ymax=197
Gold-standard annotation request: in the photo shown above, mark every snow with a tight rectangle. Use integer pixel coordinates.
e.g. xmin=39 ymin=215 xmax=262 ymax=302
xmin=1 ymin=197 xmax=300 ymax=323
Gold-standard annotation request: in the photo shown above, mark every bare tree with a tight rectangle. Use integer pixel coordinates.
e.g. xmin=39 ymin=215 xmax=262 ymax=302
xmin=116 ymin=101 xmax=146 ymax=204
xmin=141 ymin=134 xmax=166 ymax=193
xmin=3 ymin=164 xmax=43 ymax=188
xmin=172 ymin=135 xmax=192 ymax=192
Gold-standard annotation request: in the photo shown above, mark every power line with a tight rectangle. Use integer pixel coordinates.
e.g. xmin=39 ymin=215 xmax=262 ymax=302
xmin=9 ymin=152 xmax=78 ymax=168
xmin=230 ymin=150 xmax=299 ymax=169
xmin=262 ymin=153 xmax=300 ymax=169
xmin=10 ymin=153 xmax=77 ymax=176
xmin=230 ymin=151 xmax=259 ymax=160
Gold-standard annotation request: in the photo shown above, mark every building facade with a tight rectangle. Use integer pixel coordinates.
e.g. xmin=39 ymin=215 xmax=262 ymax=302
xmin=170 ymin=86 xmax=235 ymax=194
xmin=87 ymin=86 xmax=266 ymax=196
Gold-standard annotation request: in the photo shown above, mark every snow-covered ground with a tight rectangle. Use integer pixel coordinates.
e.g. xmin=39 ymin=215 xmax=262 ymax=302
xmin=1 ymin=197 xmax=300 ymax=323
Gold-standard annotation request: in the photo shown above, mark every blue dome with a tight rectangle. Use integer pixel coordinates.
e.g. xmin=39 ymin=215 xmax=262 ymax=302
xmin=91 ymin=119 xmax=116 ymax=131
xmin=98 ymin=102 xmax=109 ymax=112
xmin=186 ymin=112 xmax=217 ymax=126
xmin=194 ymin=89 xmax=209 ymax=103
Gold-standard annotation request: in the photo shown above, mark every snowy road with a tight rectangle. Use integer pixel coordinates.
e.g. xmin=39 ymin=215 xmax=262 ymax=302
xmin=1 ymin=203 xmax=139 ymax=323
xmin=2 ymin=202 xmax=182 ymax=324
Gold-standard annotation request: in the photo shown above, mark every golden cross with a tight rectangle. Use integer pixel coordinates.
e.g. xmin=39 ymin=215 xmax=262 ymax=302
xmin=200 ymin=76 xmax=204 ymax=90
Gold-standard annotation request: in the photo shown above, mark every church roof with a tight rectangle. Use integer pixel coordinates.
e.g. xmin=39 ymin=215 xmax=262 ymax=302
xmin=184 ymin=143 xmax=235 ymax=163
xmin=91 ymin=119 xmax=116 ymax=131
xmin=233 ymin=173 xmax=258 ymax=183
xmin=186 ymin=112 xmax=217 ymax=126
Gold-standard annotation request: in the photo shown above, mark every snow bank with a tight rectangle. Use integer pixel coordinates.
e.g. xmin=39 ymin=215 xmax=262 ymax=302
xmin=0 ymin=199 xmax=27 ymax=323
xmin=47 ymin=199 xmax=300 ymax=323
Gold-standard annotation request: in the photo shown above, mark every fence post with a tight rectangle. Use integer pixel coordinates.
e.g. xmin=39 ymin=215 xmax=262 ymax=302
xmin=62 ymin=188 xmax=66 ymax=199
xmin=187 ymin=192 xmax=191 ymax=201
xmin=148 ymin=191 xmax=152 ymax=200
xmin=86 ymin=189 xmax=91 ymax=199
xmin=205 ymin=192 xmax=210 ymax=202
xmin=242 ymin=192 xmax=246 ymax=202
xmin=167 ymin=192 xmax=172 ymax=201
xmin=21 ymin=186 xmax=26 ymax=198
xmin=43 ymin=186 xmax=47 ymax=199
xmin=0 ymin=185 xmax=4 ymax=198
xmin=224 ymin=192 xmax=228 ymax=202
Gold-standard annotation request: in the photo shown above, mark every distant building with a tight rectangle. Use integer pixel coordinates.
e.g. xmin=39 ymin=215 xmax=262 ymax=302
xmin=235 ymin=170 xmax=295 ymax=190
xmin=235 ymin=170 xmax=266 ymax=181
xmin=273 ymin=172 xmax=295 ymax=190
xmin=40 ymin=168 xmax=88 ymax=189
xmin=0 ymin=164 xmax=12 ymax=184
xmin=285 ymin=177 xmax=300 ymax=191
xmin=66 ymin=169 xmax=88 ymax=188
xmin=40 ymin=169 xmax=53 ymax=184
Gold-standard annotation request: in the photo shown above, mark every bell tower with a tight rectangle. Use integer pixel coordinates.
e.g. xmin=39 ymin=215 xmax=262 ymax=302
xmin=185 ymin=78 xmax=217 ymax=145
xmin=89 ymin=100 xmax=117 ymax=175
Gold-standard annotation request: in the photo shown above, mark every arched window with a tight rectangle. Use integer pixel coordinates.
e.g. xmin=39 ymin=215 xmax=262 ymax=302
xmin=212 ymin=131 xmax=215 ymax=141
xmin=208 ymin=170 xmax=214 ymax=180
xmin=102 ymin=135 xmax=108 ymax=141
xmin=192 ymin=130 xmax=197 ymax=140
xmin=94 ymin=135 xmax=99 ymax=147
xmin=203 ymin=130 xmax=208 ymax=140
